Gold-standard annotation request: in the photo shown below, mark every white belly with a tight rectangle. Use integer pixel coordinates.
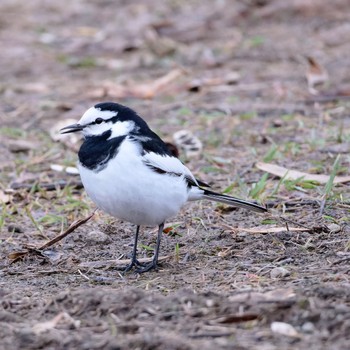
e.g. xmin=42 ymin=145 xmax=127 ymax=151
xmin=78 ymin=142 xmax=189 ymax=226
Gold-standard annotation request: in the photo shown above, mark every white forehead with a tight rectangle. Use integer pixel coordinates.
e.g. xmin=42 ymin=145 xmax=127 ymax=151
xmin=78 ymin=107 xmax=117 ymax=125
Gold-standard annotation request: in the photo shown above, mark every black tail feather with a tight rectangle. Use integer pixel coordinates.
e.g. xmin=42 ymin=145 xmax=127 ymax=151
xmin=203 ymin=189 xmax=267 ymax=213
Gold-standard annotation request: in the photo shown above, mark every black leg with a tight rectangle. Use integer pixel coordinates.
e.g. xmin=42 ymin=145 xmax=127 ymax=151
xmin=136 ymin=223 xmax=164 ymax=273
xmin=124 ymin=225 xmax=142 ymax=273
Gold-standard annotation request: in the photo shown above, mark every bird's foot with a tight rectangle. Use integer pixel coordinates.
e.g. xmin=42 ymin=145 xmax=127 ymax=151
xmin=135 ymin=260 xmax=158 ymax=274
xmin=123 ymin=258 xmax=146 ymax=274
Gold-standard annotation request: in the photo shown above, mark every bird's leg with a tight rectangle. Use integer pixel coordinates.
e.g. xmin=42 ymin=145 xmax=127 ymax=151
xmin=124 ymin=225 xmax=143 ymax=273
xmin=136 ymin=223 xmax=164 ymax=273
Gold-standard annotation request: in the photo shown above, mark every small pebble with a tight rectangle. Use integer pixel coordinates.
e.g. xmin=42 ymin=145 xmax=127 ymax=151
xmin=8 ymin=224 xmax=24 ymax=233
xmin=270 ymin=267 xmax=290 ymax=279
xmin=271 ymin=321 xmax=301 ymax=338
xmin=206 ymin=299 xmax=215 ymax=308
xmin=301 ymin=322 xmax=315 ymax=334
xmin=66 ymin=166 xmax=79 ymax=175
xmin=50 ymin=164 xmax=79 ymax=175
xmin=50 ymin=164 xmax=64 ymax=172
xmin=86 ymin=230 xmax=110 ymax=244
xmin=272 ymin=119 xmax=283 ymax=127
xmin=327 ymin=223 xmax=341 ymax=233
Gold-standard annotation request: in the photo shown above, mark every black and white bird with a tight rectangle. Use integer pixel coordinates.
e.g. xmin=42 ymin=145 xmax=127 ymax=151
xmin=61 ymin=102 xmax=267 ymax=273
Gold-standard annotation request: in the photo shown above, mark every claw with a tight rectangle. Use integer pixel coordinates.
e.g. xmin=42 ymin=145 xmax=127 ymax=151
xmin=123 ymin=260 xmax=136 ymax=274
xmin=123 ymin=258 xmax=146 ymax=274
xmin=136 ymin=261 xmax=158 ymax=273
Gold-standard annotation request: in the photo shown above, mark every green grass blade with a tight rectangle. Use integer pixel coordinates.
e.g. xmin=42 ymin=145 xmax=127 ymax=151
xmin=323 ymin=154 xmax=341 ymax=199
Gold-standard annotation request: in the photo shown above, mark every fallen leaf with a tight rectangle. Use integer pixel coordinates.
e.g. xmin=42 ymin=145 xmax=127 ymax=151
xmin=222 ymin=223 xmax=309 ymax=234
xmin=163 ymin=227 xmax=174 ymax=234
xmin=32 ymin=312 xmax=80 ymax=335
xmin=0 ymin=189 xmax=11 ymax=204
xmin=238 ymin=226 xmax=307 ymax=234
xmin=229 ymin=288 xmax=296 ymax=303
xmin=256 ymin=162 xmax=350 ymax=184
xmin=8 ymin=251 xmax=28 ymax=260
xmin=14 ymin=82 xmax=49 ymax=93
xmin=306 ymin=56 xmax=328 ymax=95
xmin=7 ymin=139 xmax=37 ymax=153
xmin=90 ymin=69 xmax=184 ymax=100
xmin=144 ymin=27 xmax=178 ymax=56
xmin=187 ymin=72 xmax=240 ymax=92
xmin=50 ymin=119 xmax=82 ymax=147
xmin=263 ymin=288 xmax=296 ymax=301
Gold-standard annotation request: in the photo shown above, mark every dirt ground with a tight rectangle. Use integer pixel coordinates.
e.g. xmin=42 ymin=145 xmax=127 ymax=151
xmin=1 ymin=1 xmax=350 ymax=349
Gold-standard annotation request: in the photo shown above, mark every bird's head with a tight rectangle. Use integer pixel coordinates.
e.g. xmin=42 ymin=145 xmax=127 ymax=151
xmin=61 ymin=102 xmax=147 ymax=138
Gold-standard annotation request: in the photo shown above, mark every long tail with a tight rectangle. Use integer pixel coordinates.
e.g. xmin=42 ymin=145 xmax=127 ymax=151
xmin=202 ymin=189 xmax=267 ymax=213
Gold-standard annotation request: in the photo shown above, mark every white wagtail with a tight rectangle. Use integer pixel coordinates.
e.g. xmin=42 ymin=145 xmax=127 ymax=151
xmin=61 ymin=102 xmax=267 ymax=273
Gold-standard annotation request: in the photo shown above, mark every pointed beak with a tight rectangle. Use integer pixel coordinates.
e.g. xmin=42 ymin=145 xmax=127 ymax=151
xmin=60 ymin=123 xmax=84 ymax=134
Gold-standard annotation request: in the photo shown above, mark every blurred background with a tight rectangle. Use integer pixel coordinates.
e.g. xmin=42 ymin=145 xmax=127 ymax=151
xmin=1 ymin=1 xmax=349 ymax=125
xmin=2 ymin=0 xmax=350 ymax=202
xmin=2 ymin=0 xmax=350 ymax=187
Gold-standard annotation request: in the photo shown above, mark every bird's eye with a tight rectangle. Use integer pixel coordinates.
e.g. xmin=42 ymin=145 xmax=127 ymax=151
xmin=95 ymin=118 xmax=103 ymax=124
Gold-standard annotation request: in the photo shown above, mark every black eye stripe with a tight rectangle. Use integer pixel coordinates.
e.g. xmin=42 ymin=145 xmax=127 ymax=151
xmin=89 ymin=118 xmax=104 ymax=126
xmin=89 ymin=114 xmax=118 ymax=126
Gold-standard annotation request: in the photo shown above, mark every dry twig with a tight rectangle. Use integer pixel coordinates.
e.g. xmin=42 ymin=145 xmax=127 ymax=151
xmin=8 ymin=211 xmax=95 ymax=263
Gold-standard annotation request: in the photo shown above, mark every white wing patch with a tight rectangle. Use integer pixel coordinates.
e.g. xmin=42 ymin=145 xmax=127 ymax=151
xmin=142 ymin=152 xmax=199 ymax=186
